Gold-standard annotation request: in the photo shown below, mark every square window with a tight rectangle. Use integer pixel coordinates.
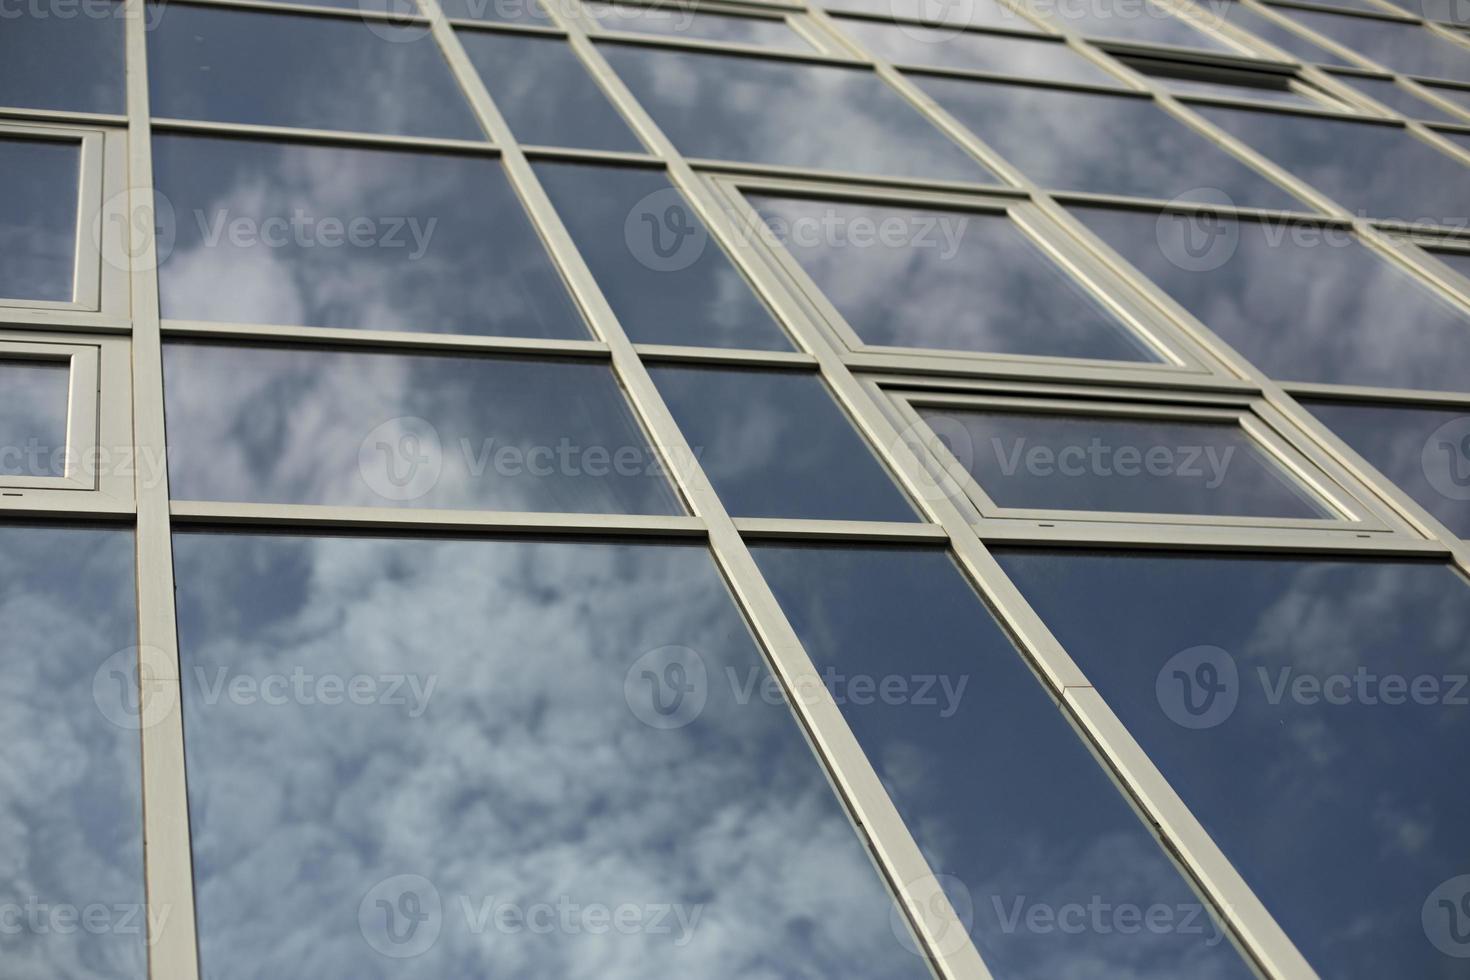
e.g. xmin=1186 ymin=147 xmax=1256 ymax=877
xmin=1283 ymin=7 xmax=1470 ymax=81
xmin=584 ymin=1 xmax=815 ymax=50
xmin=0 ymin=3 xmax=124 ymax=114
xmin=1 ymin=136 xmax=82 ymax=305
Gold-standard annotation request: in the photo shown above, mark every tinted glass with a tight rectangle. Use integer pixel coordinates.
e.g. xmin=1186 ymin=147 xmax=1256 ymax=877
xmin=601 ymin=45 xmax=997 ymax=182
xmin=1021 ymin=0 xmax=1236 ymax=51
xmin=147 ymin=6 xmax=482 ymax=139
xmin=153 ymin=135 xmax=585 ymax=338
xmin=1386 ymin=0 xmax=1470 ymax=23
xmin=162 ymin=343 xmax=683 ymax=514
xmin=1283 ymin=8 xmax=1470 ymax=81
xmin=0 ymin=138 xmax=79 ymax=303
xmin=173 ymin=532 xmax=929 ymax=980
xmin=0 ymin=5 xmax=124 ymax=114
xmin=1423 ymin=82 xmax=1470 ymax=111
xmin=919 ymin=78 xmax=1305 ymax=208
xmin=651 ymin=366 xmax=916 ymax=521
xmin=997 ymin=550 xmax=1470 ymax=979
xmin=1218 ymin=0 xmax=1357 ymax=66
xmin=1333 ymin=72 xmax=1462 ymax=121
xmin=1307 ymin=399 xmax=1470 ymax=536
xmin=585 ymin=2 xmax=813 ymax=49
xmin=836 ymin=18 xmax=1123 ymax=85
xmin=0 ymin=526 xmax=144 ymax=978
xmin=753 ymin=544 xmax=1256 ymax=979
xmin=440 ymin=0 xmax=553 ymax=22
xmin=823 ymin=0 xmax=1029 ymax=31
xmin=460 ymin=32 xmax=641 ymax=151
xmin=752 ymin=195 xmax=1161 ymax=361
xmin=1076 ymin=207 xmax=1470 ymax=391
xmin=535 ymin=163 xmax=791 ymax=350
xmin=0 ymin=361 xmax=71 ymax=478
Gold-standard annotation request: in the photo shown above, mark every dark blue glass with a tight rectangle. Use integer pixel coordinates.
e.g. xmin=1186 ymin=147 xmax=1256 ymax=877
xmin=0 ymin=137 xmax=79 ymax=303
xmin=0 ymin=2 xmax=124 ymax=113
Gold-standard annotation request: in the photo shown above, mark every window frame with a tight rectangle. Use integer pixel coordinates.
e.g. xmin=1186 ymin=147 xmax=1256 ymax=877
xmin=576 ymin=0 xmax=839 ymax=55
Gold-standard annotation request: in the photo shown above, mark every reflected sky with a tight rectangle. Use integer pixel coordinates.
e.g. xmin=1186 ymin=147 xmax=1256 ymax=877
xmin=752 ymin=194 xmax=1161 ymax=361
xmin=0 ymin=5 xmax=123 ymax=114
xmin=1 ymin=138 xmax=78 ymax=304
xmin=1306 ymin=399 xmax=1470 ymax=537
xmin=1333 ymin=73 xmax=1462 ymax=122
xmin=754 ymin=544 xmax=1255 ymax=980
xmin=0 ymin=526 xmax=145 ymax=980
xmin=1019 ymin=0 xmax=1234 ymax=52
xmin=146 ymin=5 xmax=482 ymax=139
xmin=650 ymin=366 xmax=917 ymax=521
xmin=162 ymin=343 xmax=683 ymax=514
xmin=837 ymin=19 xmax=1123 ymax=85
xmin=1282 ymin=8 xmax=1470 ymax=82
xmin=917 ymin=77 xmax=1306 ymax=208
xmin=172 ymin=532 xmax=929 ymax=980
xmin=534 ymin=163 xmax=792 ymax=350
xmin=1076 ymin=206 xmax=1470 ymax=391
xmin=152 ymin=135 xmax=585 ymax=337
xmin=0 ymin=362 xmax=70 ymax=478
xmin=1217 ymin=0 xmax=1357 ymax=66
xmin=1384 ymin=0 xmax=1469 ymax=24
xmin=440 ymin=0 xmax=552 ymax=23
xmin=823 ymin=0 xmax=1031 ymax=31
xmin=459 ymin=33 xmax=643 ymax=151
xmin=1425 ymin=83 xmax=1470 ymax=111
xmin=997 ymin=549 xmax=1470 ymax=978
xmin=922 ymin=407 xmax=1329 ymax=517
xmin=585 ymin=2 xmax=814 ymax=50
xmin=600 ymin=44 xmax=997 ymax=182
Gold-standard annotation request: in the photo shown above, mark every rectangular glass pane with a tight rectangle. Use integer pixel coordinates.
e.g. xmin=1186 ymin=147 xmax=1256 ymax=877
xmin=173 ymin=532 xmax=932 ymax=979
xmin=459 ymin=32 xmax=643 ymax=151
xmin=534 ymin=162 xmax=792 ymax=350
xmin=0 ymin=137 xmax=79 ymax=304
xmin=0 ymin=526 xmax=144 ymax=978
xmin=919 ymin=405 xmax=1330 ymax=517
xmin=585 ymin=1 xmax=814 ymax=50
xmin=440 ymin=0 xmax=553 ymax=23
xmin=1217 ymin=0 xmax=1358 ymax=65
xmin=162 ymin=343 xmax=683 ymax=514
xmin=650 ymin=366 xmax=917 ymax=521
xmin=917 ymin=77 xmax=1306 ymax=208
xmin=0 ymin=360 xmax=70 ymax=478
xmin=823 ymin=0 xmax=1029 ymax=32
xmin=1076 ymin=206 xmax=1470 ymax=392
xmin=753 ymin=544 xmax=1255 ymax=978
xmin=1333 ymin=72 xmax=1464 ymax=121
xmin=0 ymin=4 xmax=124 ymax=114
xmin=1020 ymin=0 xmax=1237 ymax=52
xmin=1386 ymin=0 xmax=1469 ymax=23
xmin=601 ymin=44 xmax=998 ymax=182
xmin=147 ymin=5 xmax=482 ymax=139
xmin=153 ymin=135 xmax=586 ymax=339
xmin=1283 ymin=7 xmax=1470 ymax=81
xmin=997 ymin=550 xmax=1470 ymax=979
xmin=751 ymin=195 xmax=1162 ymax=361
xmin=836 ymin=18 xmax=1125 ymax=85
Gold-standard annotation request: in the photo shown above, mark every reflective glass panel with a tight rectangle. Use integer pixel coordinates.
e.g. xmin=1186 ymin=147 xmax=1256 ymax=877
xmin=585 ymin=2 xmax=813 ymax=49
xmin=836 ymin=18 xmax=1123 ymax=85
xmin=1423 ymin=82 xmax=1470 ymax=111
xmin=0 ymin=4 xmax=124 ymax=114
xmin=997 ymin=549 xmax=1470 ymax=980
xmin=1020 ymin=0 xmax=1236 ymax=52
xmin=751 ymin=194 xmax=1162 ymax=361
xmin=1333 ymin=72 xmax=1462 ymax=121
xmin=0 ymin=361 xmax=71 ymax=478
xmin=162 ymin=343 xmax=683 ymax=514
xmin=601 ymin=45 xmax=997 ymax=182
xmin=1218 ymin=0 xmax=1357 ymax=66
xmin=146 ymin=5 xmax=482 ymax=139
xmin=1283 ymin=8 xmax=1470 ymax=81
xmin=0 ymin=138 xmax=79 ymax=303
xmin=918 ymin=77 xmax=1306 ymax=208
xmin=534 ymin=162 xmax=791 ymax=350
xmin=753 ymin=544 xmax=1256 ymax=979
xmin=153 ymin=135 xmax=586 ymax=338
xmin=650 ymin=366 xmax=916 ymax=520
xmin=823 ymin=0 xmax=1029 ymax=31
xmin=173 ymin=532 xmax=930 ymax=980
xmin=459 ymin=33 xmax=643 ymax=151
xmin=440 ymin=0 xmax=553 ymax=22
xmin=1076 ymin=206 xmax=1470 ymax=391
xmin=1385 ymin=0 xmax=1470 ymax=23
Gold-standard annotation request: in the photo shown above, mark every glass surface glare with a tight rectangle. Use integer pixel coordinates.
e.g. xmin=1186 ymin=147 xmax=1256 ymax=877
xmin=162 ymin=343 xmax=683 ymax=514
xmin=0 ymin=138 xmax=79 ymax=304
xmin=835 ymin=19 xmax=1123 ymax=85
xmin=584 ymin=1 xmax=813 ymax=49
xmin=0 ymin=5 xmax=124 ymax=114
xmin=0 ymin=361 xmax=71 ymax=478
xmin=173 ymin=533 xmax=929 ymax=980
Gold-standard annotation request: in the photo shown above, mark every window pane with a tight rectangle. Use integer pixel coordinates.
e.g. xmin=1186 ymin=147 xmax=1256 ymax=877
xmin=751 ymin=195 xmax=1162 ymax=361
xmin=918 ymin=78 xmax=1306 ymax=208
xmin=1306 ymin=399 xmax=1470 ymax=536
xmin=1193 ymin=104 xmax=1469 ymax=226
xmin=1076 ymin=207 xmax=1470 ymax=391
xmin=0 ymin=526 xmax=144 ymax=978
xmin=147 ymin=6 xmax=482 ymax=139
xmin=153 ymin=135 xmax=584 ymax=338
xmin=1386 ymin=0 xmax=1469 ymax=23
xmin=1333 ymin=73 xmax=1463 ymax=121
xmin=753 ymin=544 xmax=1256 ymax=979
xmin=835 ymin=18 xmax=1124 ymax=85
xmin=585 ymin=1 xmax=814 ymax=50
xmin=0 ymin=361 xmax=70 ymax=478
xmin=440 ymin=0 xmax=553 ymax=23
xmin=460 ymin=33 xmax=643 ymax=151
xmin=1283 ymin=8 xmax=1470 ymax=81
xmin=534 ymin=162 xmax=791 ymax=350
xmin=162 ymin=343 xmax=683 ymax=514
xmin=1020 ymin=0 xmax=1236 ymax=52
xmin=601 ymin=45 xmax=998 ymax=182
xmin=823 ymin=0 xmax=1029 ymax=31
xmin=650 ymin=366 xmax=916 ymax=521
xmin=0 ymin=4 xmax=124 ymax=114
xmin=0 ymin=138 xmax=79 ymax=304
xmin=1218 ymin=0 xmax=1358 ymax=66
xmin=173 ymin=532 xmax=930 ymax=980
xmin=1423 ymin=81 xmax=1470 ymax=111
xmin=996 ymin=550 xmax=1470 ymax=979
xmin=921 ymin=406 xmax=1329 ymax=517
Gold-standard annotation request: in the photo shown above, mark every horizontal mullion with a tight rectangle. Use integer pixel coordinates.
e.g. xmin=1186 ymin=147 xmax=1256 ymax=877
xmin=633 ymin=343 xmax=817 ymax=367
xmin=160 ymin=320 xmax=611 ymax=358
xmin=149 ymin=118 xmax=498 ymax=153
xmin=169 ymin=500 xmax=708 ymax=536
xmin=975 ymin=518 xmax=1447 ymax=553
xmin=732 ymin=517 xmax=949 ymax=540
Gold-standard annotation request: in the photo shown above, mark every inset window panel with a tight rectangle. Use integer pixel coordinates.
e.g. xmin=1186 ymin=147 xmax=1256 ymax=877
xmin=162 ymin=343 xmax=684 ymax=514
xmin=1216 ymin=0 xmax=1359 ymax=66
xmin=1 ymin=137 xmax=80 ymax=305
xmin=836 ymin=18 xmax=1124 ymax=85
xmin=753 ymin=544 xmax=1257 ymax=979
xmin=0 ymin=361 xmax=70 ymax=479
xmin=1281 ymin=7 xmax=1470 ymax=81
xmin=584 ymin=1 xmax=815 ymax=50
xmin=146 ymin=5 xmax=482 ymax=139
xmin=997 ymin=550 xmax=1470 ymax=979
xmin=650 ymin=366 xmax=917 ymax=521
xmin=601 ymin=44 xmax=999 ymax=182
xmin=441 ymin=0 xmax=554 ymax=22
xmin=153 ymin=135 xmax=587 ymax=339
xmin=823 ymin=0 xmax=1030 ymax=32
xmin=917 ymin=76 xmax=1307 ymax=208
xmin=459 ymin=32 xmax=644 ymax=151
xmin=1019 ymin=0 xmax=1238 ymax=53
xmin=535 ymin=162 xmax=792 ymax=350
xmin=1076 ymin=207 xmax=1470 ymax=392
xmin=0 ymin=2 xmax=124 ymax=114
xmin=1126 ymin=56 xmax=1342 ymax=108
xmin=1332 ymin=72 xmax=1464 ymax=120
xmin=0 ymin=340 xmax=101 ymax=493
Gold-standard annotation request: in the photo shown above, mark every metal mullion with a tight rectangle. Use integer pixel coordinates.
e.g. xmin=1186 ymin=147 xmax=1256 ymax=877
xmin=632 ymin=343 xmax=819 ymax=366
xmin=1282 ymin=381 xmax=1470 ymax=405
xmin=904 ymin=63 xmax=1146 ymax=94
xmin=148 ymin=118 xmax=498 ymax=154
xmin=160 ymin=320 xmax=612 ymax=359
xmin=820 ymin=7 xmax=1062 ymax=41
xmin=866 ymin=370 xmax=1260 ymax=402
xmin=446 ymin=17 xmax=568 ymax=35
xmin=972 ymin=518 xmax=1449 ymax=550
xmin=589 ymin=28 xmax=868 ymax=62
xmin=169 ymin=500 xmax=707 ymax=536
xmin=0 ymin=310 xmax=132 ymax=333
xmin=519 ymin=143 xmax=663 ymax=164
xmin=0 ymin=107 xmax=129 ymax=128
xmin=732 ymin=517 xmax=950 ymax=540
xmin=156 ymin=0 xmax=430 ymax=21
